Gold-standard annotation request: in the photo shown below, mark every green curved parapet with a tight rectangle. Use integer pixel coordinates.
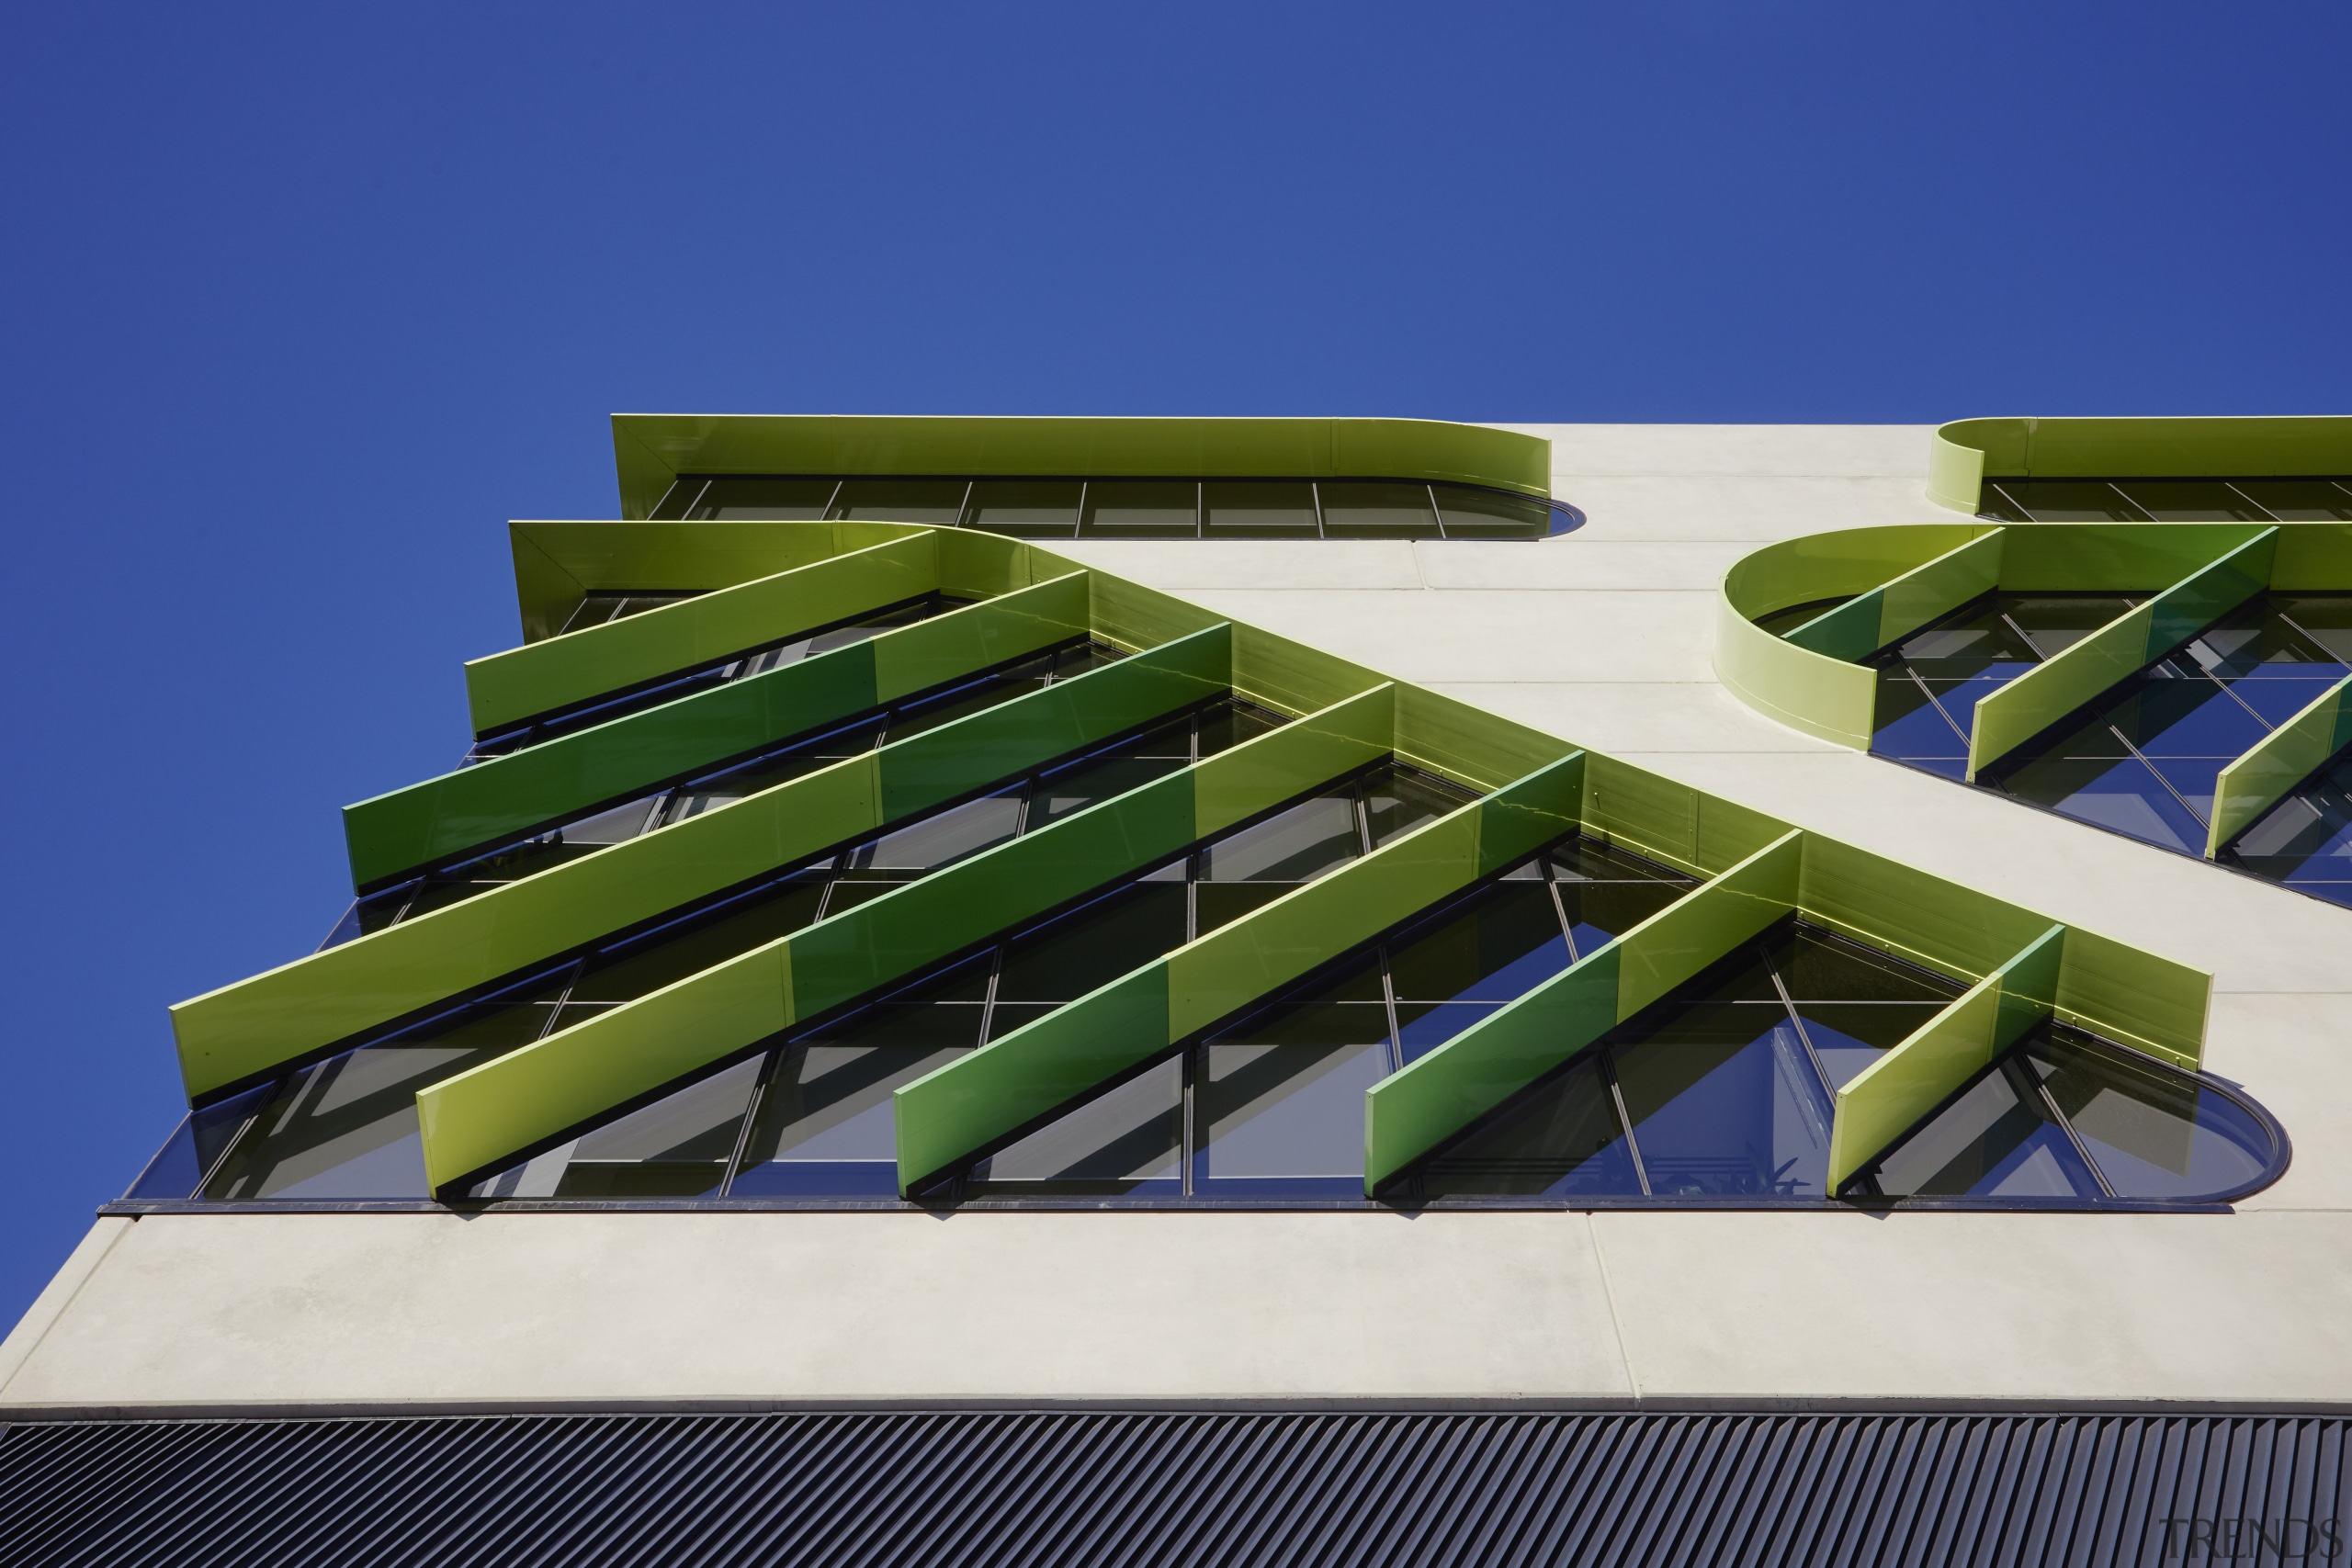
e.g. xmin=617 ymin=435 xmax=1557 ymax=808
xmin=466 ymin=533 xmax=940 ymax=735
xmin=611 ymin=414 xmax=1555 ymax=519
xmin=2208 ymin=672 xmax=2352 ymax=857
xmin=343 ymin=571 xmax=1092 ymax=890
xmin=414 ymin=686 xmax=1396 ymax=1190
xmin=1719 ymin=523 xmax=2352 ymax=852
xmin=1714 ymin=524 xmax=1986 ymax=749
xmin=1928 ymin=416 xmax=2352 ymax=513
xmin=170 ymin=626 xmax=1233 ymax=1100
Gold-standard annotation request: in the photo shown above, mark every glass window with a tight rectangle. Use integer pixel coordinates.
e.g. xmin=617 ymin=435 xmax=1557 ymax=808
xmin=686 ymin=479 xmax=839 ymax=520
xmin=2109 ymin=480 xmax=2272 ymax=522
xmin=496 ymin=1057 xmax=763 ymax=1201
xmin=829 ymin=479 xmax=969 ymax=524
xmin=727 ymin=974 xmax=988 ymax=1200
xmin=203 ymin=980 xmax=564 ymax=1201
xmin=2028 ymin=1035 xmax=2275 ymax=1200
xmin=1433 ymin=484 xmax=1551 ymax=539
xmin=1992 ymin=481 xmax=2153 ymax=522
xmin=1317 ymin=481 xmax=1436 ymax=539
xmin=2225 ymin=752 xmax=2352 ymax=906
xmin=1870 ymin=1060 xmax=2104 ymax=1200
xmin=1198 ymin=1014 xmax=1391 ymax=1197
xmin=123 ymin=1084 xmax=274 ymax=1201
xmin=966 ymin=1056 xmax=1183 ymax=1198
xmin=1201 ymin=792 xmax=1361 ymax=884
xmin=1203 ymin=481 xmax=1319 ymax=538
xmin=967 ymin=480 xmax=1080 ymax=536
xmin=1753 ymin=597 xmax=1853 ymax=638
xmin=1410 ymin=1055 xmax=1643 ymax=1198
xmin=1080 ymin=480 xmax=1198 ymax=537
xmin=2228 ymin=480 xmax=2352 ymax=522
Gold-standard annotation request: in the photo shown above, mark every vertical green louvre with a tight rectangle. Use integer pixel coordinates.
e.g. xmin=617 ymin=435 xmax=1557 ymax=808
xmin=175 ymin=473 xmax=2216 ymax=1199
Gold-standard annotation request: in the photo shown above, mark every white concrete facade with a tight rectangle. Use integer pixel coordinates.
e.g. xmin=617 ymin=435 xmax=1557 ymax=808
xmin=9 ymin=423 xmax=2349 ymax=1416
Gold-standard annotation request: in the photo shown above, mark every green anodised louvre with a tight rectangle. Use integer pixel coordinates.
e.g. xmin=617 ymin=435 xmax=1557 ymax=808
xmin=610 ymin=415 xmax=1555 ymax=519
xmin=1362 ymin=832 xmax=1804 ymax=1191
xmin=164 ymin=443 xmax=2229 ymax=1208
xmin=889 ymin=743 xmax=1584 ymax=1193
xmin=1825 ymin=926 xmax=2064 ymax=1190
xmin=509 ymin=520 xmax=933 ymax=641
xmin=342 ymin=571 xmax=1092 ymax=890
xmin=1362 ymin=824 xmax=2209 ymax=1193
xmin=169 ymin=626 xmax=1234 ymax=1100
xmin=1964 ymin=527 xmax=2277 ymax=779
xmin=2208 ymin=673 xmax=2352 ymax=857
xmin=466 ymin=533 xmax=940 ymax=735
xmin=413 ymin=693 xmax=1394 ymax=1190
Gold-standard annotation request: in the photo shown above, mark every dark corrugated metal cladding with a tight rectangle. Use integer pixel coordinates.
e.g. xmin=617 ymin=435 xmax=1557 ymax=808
xmin=5 ymin=1410 xmax=2348 ymax=1568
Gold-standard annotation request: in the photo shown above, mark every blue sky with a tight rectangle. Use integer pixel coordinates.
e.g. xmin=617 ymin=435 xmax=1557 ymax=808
xmin=3 ymin=2 xmax=2346 ymax=1325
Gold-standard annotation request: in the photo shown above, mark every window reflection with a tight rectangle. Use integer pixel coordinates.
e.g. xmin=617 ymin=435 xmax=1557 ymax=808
xmin=653 ymin=474 xmax=1580 ymax=540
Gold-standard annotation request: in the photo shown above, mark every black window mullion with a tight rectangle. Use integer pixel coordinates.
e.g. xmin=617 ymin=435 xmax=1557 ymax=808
xmin=1181 ymin=1046 xmax=1197 ymax=1198
xmin=1903 ymin=664 xmax=1973 ymax=748
xmin=2104 ymin=720 xmax=2212 ymax=829
xmin=2222 ymin=480 xmax=2281 ymax=523
xmin=1376 ymin=946 xmax=1403 ymax=1075
xmin=953 ymin=479 xmax=975 ymax=529
xmin=975 ymin=944 xmax=1006 ymax=1045
xmin=1541 ymin=856 xmax=1579 ymax=964
xmin=1310 ymin=480 xmax=1328 ymax=540
xmin=1760 ymin=944 xmax=1838 ymax=1106
xmin=820 ymin=478 xmax=845 ymax=519
xmin=2024 ymin=1057 xmax=2119 ymax=1199
xmin=717 ymin=1048 xmax=784 ymax=1197
xmin=1600 ymin=1048 xmax=1650 ymax=1197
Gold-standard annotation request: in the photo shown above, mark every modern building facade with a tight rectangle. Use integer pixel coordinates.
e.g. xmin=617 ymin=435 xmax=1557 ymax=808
xmin=5 ymin=416 xmax=2349 ymax=1564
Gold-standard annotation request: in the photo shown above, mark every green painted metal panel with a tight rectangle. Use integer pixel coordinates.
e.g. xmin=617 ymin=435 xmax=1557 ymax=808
xmin=1713 ymin=525 xmax=1984 ymax=751
xmin=2053 ymin=925 xmax=2208 ymax=1070
xmin=1082 ymin=571 xmax=1227 ymax=656
xmin=1168 ymin=754 xmax=1584 ymax=1040
xmin=510 ymin=532 xmax=588 ymax=645
xmin=413 ymin=698 xmax=1372 ymax=1190
xmin=1966 ymin=529 xmax=2278 ymax=780
xmin=877 ymin=623 xmax=1230 ymax=819
xmin=1395 ymin=685 xmax=1569 ymax=795
xmin=872 ymin=570 xmax=1090 ymax=703
xmin=1363 ymin=947 xmax=1623 ymax=1192
xmin=172 ymin=630 xmax=1233 ymax=1100
xmin=890 ymin=752 xmax=1582 ymax=1193
xmin=510 ymin=521 xmax=927 ymax=641
xmin=1611 ymin=831 xmax=1802 ymax=1019
xmin=1825 ymin=925 xmax=2064 ymax=1190
xmin=420 ymin=941 xmax=792 ymax=1193
xmin=344 ymin=641 xmax=882 ymax=891
xmin=1796 ymin=833 xmax=2056 ymax=987
xmin=2270 ymin=523 xmax=2352 ymax=591
xmin=1192 ymin=685 xmax=1391 ymax=837
xmin=466 ymin=534 xmax=941 ymax=734
xmin=1577 ymin=753 xmax=1792 ymax=877
xmin=1713 ymin=597 xmax=1878 ymax=749
xmin=1927 ymin=428 xmax=1988 ymax=512
xmin=1784 ymin=530 xmax=2006 ymax=663
xmin=342 ymin=573 xmax=1089 ymax=889
xmin=1995 ymin=523 xmax=2268 ymax=592
xmin=612 ymin=414 xmax=1555 ymax=519
xmin=892 ymin=966 xmax=1173 ymax=1193
xmin=2206 ymin=672 xmax=2352 ymax=857
xmin=1360 ymin=829 xmax=1798 ymax=1190
xmin=1231 ymin=626 xmax=1387 ymax=722
xmin=1935 ymin=416 xmax=2352 ymax=485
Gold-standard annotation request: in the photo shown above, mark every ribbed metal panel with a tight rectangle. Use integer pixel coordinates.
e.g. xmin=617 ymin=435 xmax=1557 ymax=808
xmin=5 ymin=1410 xmax=2347 ymax=1567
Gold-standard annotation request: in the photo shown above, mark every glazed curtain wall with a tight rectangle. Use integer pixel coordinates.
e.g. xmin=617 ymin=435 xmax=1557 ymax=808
xmin=1719 ymin=522 xmax=2352 ymax=863
xmin=609 ymin=415 xmax=1555 ymax=521
xmin=169 ymin=523 xmax=2213 ymax=1201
